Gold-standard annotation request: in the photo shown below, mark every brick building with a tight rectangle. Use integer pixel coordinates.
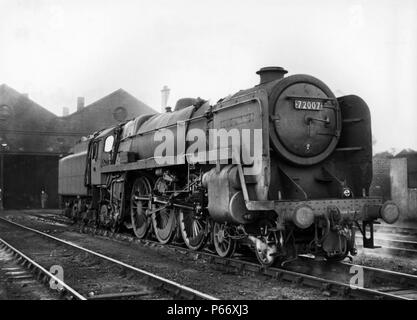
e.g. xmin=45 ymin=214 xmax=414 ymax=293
xmin=59 ymin=89 xmax=152 ymax=135
xmin=393 ymin=150 xmax=417 ymax=189
xmin=369 ymin=151 xmax=393 ymax=201
xmin=0 ymin=84 xmax=155 ymax=209
xmin=370 ymin=149 xmax=417 ymax=221
xmin=390 ymin=150 xmax=417 ymax=220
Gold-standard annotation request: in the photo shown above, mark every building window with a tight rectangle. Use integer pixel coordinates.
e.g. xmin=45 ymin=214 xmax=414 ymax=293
xmin=0 ymin=105 xmax=13 ymax=121
xmin=409 ymin=172 xmax=417 ymax=188
xmin=113 ymin=106 xmax=127 ymax=122
xmin=408 ymin=155 xmax=417 ymax=188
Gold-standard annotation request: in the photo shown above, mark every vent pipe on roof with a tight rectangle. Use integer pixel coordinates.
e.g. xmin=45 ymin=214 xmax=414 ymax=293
xmin=77 ymin=97 xmax=85 ymax=111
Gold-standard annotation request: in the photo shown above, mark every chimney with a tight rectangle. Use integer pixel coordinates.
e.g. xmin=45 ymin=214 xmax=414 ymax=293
xmin=256 ymin=66 xmax=288 ymax=84
xmin=161 ymin=85 xmax=170 ymax=113
xmin=62 ymin=107 xmax=69 ymax=116
xmin=77 ymin=97 xmax=85 ymax=111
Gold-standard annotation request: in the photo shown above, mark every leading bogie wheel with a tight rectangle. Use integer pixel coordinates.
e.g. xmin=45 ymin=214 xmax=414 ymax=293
xmin=213 ymin=222 xmax=236 ymax=258
xmin=254 ymin=222 xmax=278 ymax=267
xmin=254 ymin=237 xmax=277 ymax=267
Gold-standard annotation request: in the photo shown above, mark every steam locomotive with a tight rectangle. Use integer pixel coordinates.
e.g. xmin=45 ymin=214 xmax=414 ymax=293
xmin=58 ymin=67 xmax=400 ymax=266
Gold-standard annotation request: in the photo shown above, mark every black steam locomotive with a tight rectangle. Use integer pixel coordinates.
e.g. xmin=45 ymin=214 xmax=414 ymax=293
xmin=59 ymin=67 xmax=399 ymax=266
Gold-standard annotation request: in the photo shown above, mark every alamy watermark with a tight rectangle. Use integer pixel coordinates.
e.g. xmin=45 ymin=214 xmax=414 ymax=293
xmin=153 ymin=125 xmax=263 ymax=175
xmin=349 ymin=265 xmax=364 ymax=289
xmin=49 ymin=264 xmax=64 ymax=290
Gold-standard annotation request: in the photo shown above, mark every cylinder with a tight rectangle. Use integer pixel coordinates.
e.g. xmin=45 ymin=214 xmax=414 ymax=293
xmin=228 ymin=191 xmax=251 ymax=224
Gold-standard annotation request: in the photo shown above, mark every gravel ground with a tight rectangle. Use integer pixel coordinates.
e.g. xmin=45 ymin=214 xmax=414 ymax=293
xmin=353 ymin=227 xmax=417 ymax=275
xmin=1 ymin=210 xmax=337 ymax=300
xmin=6 ymin=209 xmax=417 ymax=299
xmin=353 ymin=249 xmax=417 ymax=275
xmin=0 ymin=222 xmax=178 ymax=300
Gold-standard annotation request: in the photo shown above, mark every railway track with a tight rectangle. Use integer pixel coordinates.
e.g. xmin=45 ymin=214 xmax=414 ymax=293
xmin=0 ymin=237 xmax=86 ymax=300
xmin=356 ymin=224 xmax=417 ymax=255
xmin=356 ymin=237 xmax=417 ymax=255
xmin=0 ymin=217 xmax=217 ymax=300
xmin=374 ymin=224 xmax=417 ymax=237
xmin=3 ymin=212 xmax=417 ymax=300
xmin=18 ymin=210 xmax=417 ymax=259
xmin=75 ymin=224 xmax=417 ymax=300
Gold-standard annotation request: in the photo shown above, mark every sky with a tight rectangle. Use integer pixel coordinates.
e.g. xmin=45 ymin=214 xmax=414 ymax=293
xmin=0 ymin=0 xmax=416 ymax=153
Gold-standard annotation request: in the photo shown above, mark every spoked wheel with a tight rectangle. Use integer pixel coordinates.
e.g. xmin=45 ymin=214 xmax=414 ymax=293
xmin=179 ymin=208 xmax=208 ymax=251
xmin=99 ymin=204 xmax=110 ymax=227
xmin=254 ymin=221 xmax=279 ymax=267
xmin=71 ymin=202 xmax=79 ymax=220
xmin=173 ymin=217 xmax=185 ymax=244
xmin=213 ymin=222 xmax=236 ymax=258
xmin=152 ymin=205 xmax=177 ymax=244
xmin=110 ymin=222 xmax=119 ymax=234
xmin=64 ymin=203 xmax=72 ymax=219
xmin=130 ymin=177 xmax=152 ymax=239
xmin=109 ymin=206 xmax=120 ymax=233
xmin=109 ymin=200 xmax=123 ymax=233
xmin=324 ymin=251 xmax=348 ymax=262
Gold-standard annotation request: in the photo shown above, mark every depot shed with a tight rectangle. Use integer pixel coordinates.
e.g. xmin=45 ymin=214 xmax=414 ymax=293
xmin=0 ymin=84 xmax=154 ymax=209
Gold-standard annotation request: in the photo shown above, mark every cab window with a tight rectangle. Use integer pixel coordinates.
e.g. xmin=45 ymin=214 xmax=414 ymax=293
xmin=92 ymin=141 xmax=98 ymax=160
xmin=104 ymin=135 xmax=114 ymax=153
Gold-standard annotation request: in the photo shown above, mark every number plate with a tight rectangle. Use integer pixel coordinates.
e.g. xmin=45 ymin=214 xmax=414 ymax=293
xmin=294 ymin=100 xmax=323 ymax=111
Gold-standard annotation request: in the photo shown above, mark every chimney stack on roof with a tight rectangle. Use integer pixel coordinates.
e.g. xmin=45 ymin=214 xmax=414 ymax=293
xmin=77 ymin=97 xmax=85 ymax=111
xmin=62 ymin=107 xmax=69 ymax=116
xmin=161 ymin=85 xmax=170 ymax=113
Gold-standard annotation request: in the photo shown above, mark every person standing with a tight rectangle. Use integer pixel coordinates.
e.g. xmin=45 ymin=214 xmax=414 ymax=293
xmin=41 ymin=189 xmax=48 ymax=209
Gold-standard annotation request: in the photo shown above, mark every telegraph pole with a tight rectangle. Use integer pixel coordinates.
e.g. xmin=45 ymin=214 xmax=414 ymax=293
xmin=0 ymin=151 xmax=3 ymax=210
